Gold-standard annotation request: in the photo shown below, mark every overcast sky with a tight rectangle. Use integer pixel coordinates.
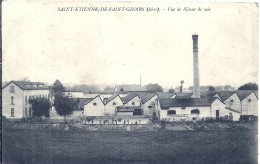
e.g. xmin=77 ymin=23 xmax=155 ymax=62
xmin=3 ymin=2 xmax=258 ymax=88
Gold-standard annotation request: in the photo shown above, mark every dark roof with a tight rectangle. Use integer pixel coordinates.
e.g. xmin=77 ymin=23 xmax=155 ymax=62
xmin=235 ymin=90 xmax=255 ymax=101
xmin=86 ymin=95 xmax=104 ymax=105
xmin=104 ymin=94 xmax=122 ymax=104
xmin=159 ymin=97 xmax=219 ymax=109
xmin=156 ymin=92 xmax=175 ymax=99
xmin=122 ymin=93 xmax=140 ymax=104
xmin=140 ymin=93 xmax=157 ymax=104
xmin=69 ymin=98 xmax=94 ymax=108
xmin=130 ymin=91 xmax=147 ymax=97
xmin=254 ymin=91 xmax=258 ymax=98
xmin=200 ymin=91 xmax=218 ymax=98
xmin=3 ymin=81 xmax=49 ymax=90
xmin=78 ymin=98 xmax=94 ymax=108
xmin=174 ymin=92 xmax=193 ymax=99
xmin=217 ymin=91 xmax=235 ymax=101
xmin=115 ymin=85 xmax=147 ymax=92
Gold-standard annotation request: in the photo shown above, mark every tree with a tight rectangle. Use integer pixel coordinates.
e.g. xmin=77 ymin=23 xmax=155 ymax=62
xmin=146 ymin=83 xmax=163 ymax=92
xmin=54 ymin=95 xmax=78 ymax=118
xmin=238 ymin=82 xmax=258 ymax=90
xmin=103 ymin=86 xmax=114 ymax=92
xmin=208 ymin=86 xmax=216 ymax=91
xmin=52 ymin=80 xmax=65 ymax=96
xmin=224 ymin=85 xmax=235 ymax=91
xmin=168 ymin=88 xmax=175 ymax=93
xmin=52 ymin=80 xmax=78 ymax=119
xmin=29 ymin=97 xmax=51 ymax=118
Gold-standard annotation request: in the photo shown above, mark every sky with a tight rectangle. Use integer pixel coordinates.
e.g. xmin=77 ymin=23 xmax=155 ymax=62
xmin=2 ymin=1 xmax=258 ymax=89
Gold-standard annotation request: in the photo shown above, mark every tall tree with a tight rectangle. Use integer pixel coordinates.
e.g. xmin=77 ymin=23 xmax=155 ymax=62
xmin=52 ymin=80 xmax=78 ymax=119
xmin=146 ymin=83 xmax=163 ymax=92
xmin=238 ymin=82 xmax=258 ymax=90
xmin=52 ymin=80 xmax=65 ymax=96
xmin=29 ymin=97 xmax=51 ymax=118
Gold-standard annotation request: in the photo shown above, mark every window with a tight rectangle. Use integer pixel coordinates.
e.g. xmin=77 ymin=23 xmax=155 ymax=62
xmin=181 ymin=107 xmax=186 ymax=109
xmin=29 ymin=107 xmax=32 ymax=116
xmin=10 ymin=86 xmax=15 ymax=93
xmin=248 ymin=99 xmax=252 ymax=102
xmin=113 ymin=102 xmax=116 ymax=105
xmin=191 ymin=109 xmax=200 ymax=114
xmin=167 ymin=110 xmax=176 ymax=115
xmin=11 ymin=108 xmax=14 ymax=117
xmin=25 ymin=107 xmax=27 ymax=116
xmin=93 ymin=102 xmax=97 ymax=106
xmin=229 ymin=113 xmax=232 ymax=117
xmin=11 ymin=96 xmax=14 ymax=104
xmin=25 ymin=96 xmax=27 ymax=104
xmin=132 ymin=102 xmax=135 ymax=105
xmin=230 ymin=100 xmax=234 ymax=103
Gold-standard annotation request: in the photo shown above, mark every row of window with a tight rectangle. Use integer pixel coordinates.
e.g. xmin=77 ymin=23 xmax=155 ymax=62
xmin=230 ymin=99 xmax=252 ymax=103
xmin=93 ymin=102 xmax=117 ymax=106
xmin=167 ymin=109 xmax=200 ymax=115
xmin=25 ymin=95 xmax=49 ymax=103
xmin=10 ymin=107 xmax=33 ymax=117
xmin=10 ymin=94 xmax=49 ymax=105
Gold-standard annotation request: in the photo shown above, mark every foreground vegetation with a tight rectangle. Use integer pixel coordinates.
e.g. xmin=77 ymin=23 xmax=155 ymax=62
xmin=2 ymin=127 xmax=257 ymax=164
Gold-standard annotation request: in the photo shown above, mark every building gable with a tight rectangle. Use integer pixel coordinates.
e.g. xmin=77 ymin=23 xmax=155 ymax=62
xmin=105 ymin=95 xmax=123 ymax=106
xmin=85 ymin=95 xmax=104 ymax=106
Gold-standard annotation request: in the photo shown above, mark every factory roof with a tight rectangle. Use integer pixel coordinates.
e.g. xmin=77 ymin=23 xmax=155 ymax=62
xmin=140 ymin=93 xmax=157 ymax=104
xmin=3 ymin=81 xmax=50 ymax=90
xmin=217 ymin=91 xmax=235 ymax=101
xmin=69 ymin=98 xmax=94 ymax=109
xmin=115 ymin=85 xmax=148 ymax=92
xmin=104 ymin=94 xmax=122 ymax=104
xmin=254 ymin=91 xmax=258 ymax=98
xmin=159 ymin=97 xmax=220 ymax=109
xmin=174 ymin=92 xmax=193 ymax=99
xmin=235 ymin=90 xmax=257 ymax=101
xmin=156 ymin=92 xmax=175 ymax=99
xmin=121 ymin=93 xmax=140 ymax=103
xmin=200 ymin=91 xmax=218 ymax=98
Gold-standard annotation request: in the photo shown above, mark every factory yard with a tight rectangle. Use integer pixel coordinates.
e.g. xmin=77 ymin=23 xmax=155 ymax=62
xmin=2 ymin=125 xmax=258 ymax=164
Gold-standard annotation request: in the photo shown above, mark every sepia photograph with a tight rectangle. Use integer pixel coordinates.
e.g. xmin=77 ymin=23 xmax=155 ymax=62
xmin=2 ymin=1 xmax=259 ymax=163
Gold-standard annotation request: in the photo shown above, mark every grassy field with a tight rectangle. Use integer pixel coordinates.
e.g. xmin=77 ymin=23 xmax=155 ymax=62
xmin=2 ymin=128 xmax=257 ymax=164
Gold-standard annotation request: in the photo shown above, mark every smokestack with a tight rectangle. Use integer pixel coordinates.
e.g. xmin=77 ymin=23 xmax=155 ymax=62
xmin=192 ymin=34 xmax=200 ymax=98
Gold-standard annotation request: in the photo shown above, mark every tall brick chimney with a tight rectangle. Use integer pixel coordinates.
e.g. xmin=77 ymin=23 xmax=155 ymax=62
xmin=192 ymin=34 xmax=200 ymax=98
